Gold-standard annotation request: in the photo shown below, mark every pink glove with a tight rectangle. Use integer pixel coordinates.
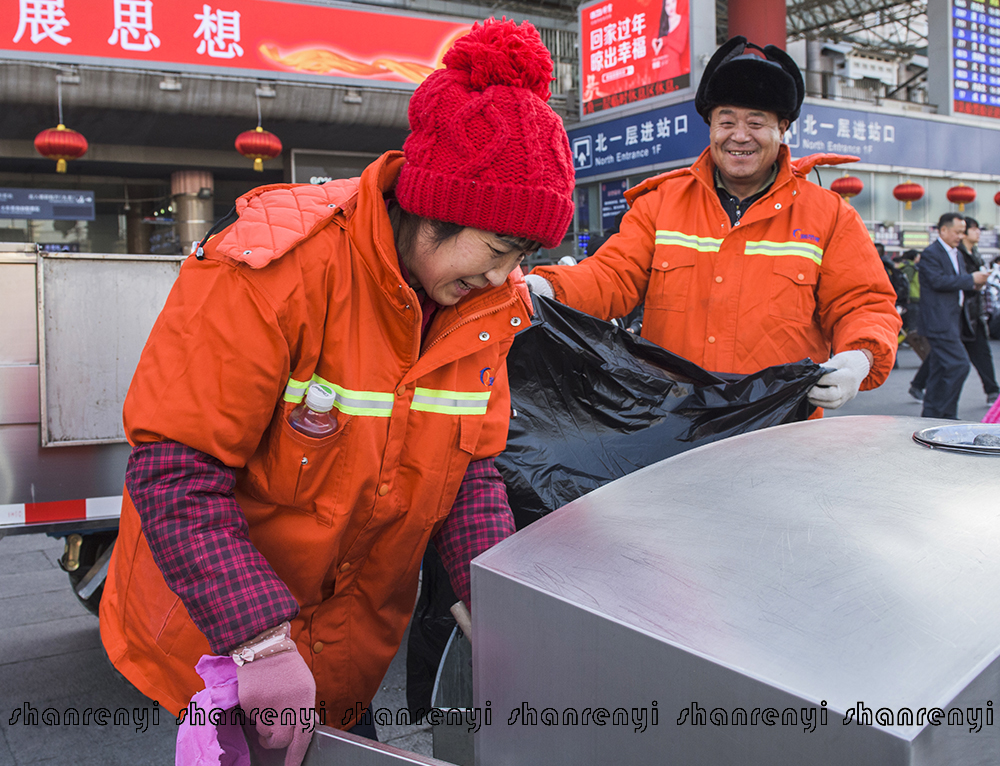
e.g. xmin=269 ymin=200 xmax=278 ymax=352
xmin=234 ymin=626 xmax=316 ymax=766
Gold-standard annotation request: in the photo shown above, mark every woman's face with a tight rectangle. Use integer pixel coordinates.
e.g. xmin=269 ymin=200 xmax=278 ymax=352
xmin=402 ymin=224 xmax=528 ymax=306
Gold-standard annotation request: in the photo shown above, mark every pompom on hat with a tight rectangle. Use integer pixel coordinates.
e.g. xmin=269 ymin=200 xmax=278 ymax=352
xmin=695 ymin=36 xmax=804 ymax=124
xmin=395 ymin=19 xmax=576 ymax=249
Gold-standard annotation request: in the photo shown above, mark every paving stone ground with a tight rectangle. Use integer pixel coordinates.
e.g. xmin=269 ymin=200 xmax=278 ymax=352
xmin=0 ymin=532 xmax=430 ymax=765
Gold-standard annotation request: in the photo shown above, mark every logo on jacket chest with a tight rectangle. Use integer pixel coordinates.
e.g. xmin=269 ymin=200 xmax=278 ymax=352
xmin=480 ymin=367 xmax=495 ymax=387
xmin=792 ymin=229 xmax=821 ymax=244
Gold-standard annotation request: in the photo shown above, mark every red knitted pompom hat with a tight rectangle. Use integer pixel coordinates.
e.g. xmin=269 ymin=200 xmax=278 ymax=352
xmin=395 ymin=18 xmax=576 ymax=249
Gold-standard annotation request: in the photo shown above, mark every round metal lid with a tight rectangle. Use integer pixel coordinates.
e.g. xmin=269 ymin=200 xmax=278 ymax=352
xmin=913 ymin=422 xmax=1000 ymax=454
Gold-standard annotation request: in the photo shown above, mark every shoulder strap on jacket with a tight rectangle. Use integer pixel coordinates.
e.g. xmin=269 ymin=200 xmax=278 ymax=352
xmin=195 ymin=206 xmax=238 ymax=260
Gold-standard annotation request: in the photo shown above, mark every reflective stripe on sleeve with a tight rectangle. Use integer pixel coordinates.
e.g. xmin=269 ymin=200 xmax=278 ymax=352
xmin=744 ymin=239 xmax=824 ymax=265
xmin=655 ymin=230 xmax=723 ymax=253
xmin=411 ymin=387 xmax=491 ymax=415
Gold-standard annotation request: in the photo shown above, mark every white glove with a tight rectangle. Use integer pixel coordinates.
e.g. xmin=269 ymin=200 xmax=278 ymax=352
xmin=807 ymin=350 xmax=871 ymax=410
xmin=524 ymin=274 xmax=554 ymax=299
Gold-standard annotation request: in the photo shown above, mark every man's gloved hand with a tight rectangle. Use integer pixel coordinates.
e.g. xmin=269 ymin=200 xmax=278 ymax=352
xmin=807 ymin=349 xmax=871 ymax=410
xmin=523 ymin=274 xmax=554 ymax=299
xmin=234 ymin=623 xmax=316 ymax=766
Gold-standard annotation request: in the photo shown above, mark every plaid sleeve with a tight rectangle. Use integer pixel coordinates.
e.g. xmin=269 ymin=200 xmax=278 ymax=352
xmin=432 ymin=458 xmax=515 ymax=607
xmin=126 ymin=441 xmax=299 ymax=654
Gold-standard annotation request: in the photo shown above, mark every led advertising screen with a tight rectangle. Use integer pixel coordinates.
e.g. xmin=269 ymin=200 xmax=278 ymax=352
xmin=3 ymin=0 xmax=472 ymax=88
xmin=579 ymin=0 xmax=690 ymax=115
xmin=952 ymin=0 xmax=1000 ymax=117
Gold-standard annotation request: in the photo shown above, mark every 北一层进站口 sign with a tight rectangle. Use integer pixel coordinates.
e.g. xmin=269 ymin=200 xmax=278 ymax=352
xmin=786 ymin=101 xmax=1000 ymax=174
xmin=568 ymin=100 xmax=706 ymax=179
xmin=570 ymin=97 xmax=1000 ymax=183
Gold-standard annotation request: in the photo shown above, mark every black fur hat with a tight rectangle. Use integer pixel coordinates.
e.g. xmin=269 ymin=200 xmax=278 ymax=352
xmin=695 ymin=36 xmax=804 ymax=124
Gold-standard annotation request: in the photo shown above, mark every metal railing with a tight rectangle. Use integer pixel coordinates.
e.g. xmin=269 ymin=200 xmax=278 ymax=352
xmin=803 ymin=68 xmax=928 ymax=107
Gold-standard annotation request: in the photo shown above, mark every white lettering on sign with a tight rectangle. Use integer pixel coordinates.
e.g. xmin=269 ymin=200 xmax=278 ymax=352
xmin=14 ymin=0 xmax=71 ymax=45
xmin=108 ymin=0 xmax=161 ymax=52
xmin=193 ymin=5 xmax=244 ymax=58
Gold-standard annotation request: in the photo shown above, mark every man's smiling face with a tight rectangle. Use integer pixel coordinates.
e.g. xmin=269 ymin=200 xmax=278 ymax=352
xmin=709 ymin=106 xmax=789 ymax=198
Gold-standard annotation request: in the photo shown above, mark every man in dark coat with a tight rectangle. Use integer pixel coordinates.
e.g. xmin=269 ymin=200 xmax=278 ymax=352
xmin=918 ymin=212 xmax=989 ymax=418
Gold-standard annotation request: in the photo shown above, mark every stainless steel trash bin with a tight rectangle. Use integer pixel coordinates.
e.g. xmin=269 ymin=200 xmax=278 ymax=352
xmin=473 ymin=416 xmax=1000 ymax=766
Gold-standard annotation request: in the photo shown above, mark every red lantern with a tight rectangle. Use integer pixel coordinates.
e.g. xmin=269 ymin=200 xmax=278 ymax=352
xmin=235 ymin=126 xmax=282 ymax=171
xmin=34 ymin=124 xmax=88 ymax=173
xmin=893 ymin=182 xmax=924 ymax=210
xmin=947 ymin=184 xmax=976 ymax=212
xmin=994 ymin=190 xmax=1000 ymax=207
xmin=830 ymin=175 xmax=863 ymax=200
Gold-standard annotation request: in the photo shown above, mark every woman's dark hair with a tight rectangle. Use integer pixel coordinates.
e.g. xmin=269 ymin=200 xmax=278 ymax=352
xmin=387 ymin=198 xmax=542 ymax=257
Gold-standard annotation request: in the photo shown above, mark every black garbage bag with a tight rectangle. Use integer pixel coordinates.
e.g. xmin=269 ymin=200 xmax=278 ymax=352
xmin=497 ymin=296 xmax=825 ymax=526
xmin=407 ymin=296 xmax=826 ymax=712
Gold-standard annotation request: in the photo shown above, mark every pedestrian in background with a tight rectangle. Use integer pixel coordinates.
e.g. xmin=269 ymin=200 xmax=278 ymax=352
xmin=917 ymin=213 xmax=989 ymax=419
xmin=958 ymin=217 xmax=999 ymax=405
xmin=901 ymin=248 xmax=936 ymax=402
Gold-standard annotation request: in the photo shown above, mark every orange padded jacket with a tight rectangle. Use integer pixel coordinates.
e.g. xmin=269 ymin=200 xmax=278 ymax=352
xmin=100 ymin=152 xmax=531 ymax=722
xmin=533 ymin=146 xmax=901 ymax=389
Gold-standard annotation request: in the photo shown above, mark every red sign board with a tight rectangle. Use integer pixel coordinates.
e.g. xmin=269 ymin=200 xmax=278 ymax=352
xmin=579 ymin=0 xmax=690 ymax=115
xmin=3 ymin=0 xmax=472 ymax=87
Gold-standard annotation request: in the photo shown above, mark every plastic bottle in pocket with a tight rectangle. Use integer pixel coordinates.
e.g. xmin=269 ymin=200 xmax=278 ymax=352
xmin=289 ymin=383 xmax=338 ymax=437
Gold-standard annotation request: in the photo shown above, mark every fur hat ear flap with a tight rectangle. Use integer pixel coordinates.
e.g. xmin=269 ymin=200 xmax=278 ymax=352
xmin=695 ymin=35 xmax=804 ymax=125
xmin=762 ymin=44 xmax=805 ymax=122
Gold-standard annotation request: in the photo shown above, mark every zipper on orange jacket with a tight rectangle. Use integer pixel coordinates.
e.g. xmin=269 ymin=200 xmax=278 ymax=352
xmin=422 ymin=293 xmax=520 ymax=354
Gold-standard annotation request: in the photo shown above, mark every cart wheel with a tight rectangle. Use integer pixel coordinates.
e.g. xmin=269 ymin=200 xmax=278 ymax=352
xmin=65 ymin=531 xmax=117 ymax=615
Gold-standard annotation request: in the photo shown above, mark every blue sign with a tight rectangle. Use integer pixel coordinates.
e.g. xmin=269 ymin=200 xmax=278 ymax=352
xmin=0 ymin=188 xmax=95 ymax=220
xmin=571 ymin=97 xmax=1000 ymax=182
xmin=786 ymin=101 xmax=1000 ymax=175
xmin=569 ymin=99 xmax=707 ymax=179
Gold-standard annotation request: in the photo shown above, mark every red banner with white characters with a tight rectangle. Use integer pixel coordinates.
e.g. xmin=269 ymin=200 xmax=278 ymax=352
xmin=579 ymin=0 xmax=690 ymax=115
xmin=2 ymin=0 xmax=473 ymax=87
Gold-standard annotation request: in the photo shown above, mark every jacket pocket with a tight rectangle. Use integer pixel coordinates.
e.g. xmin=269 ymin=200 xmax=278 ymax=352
xmin=767 ymin=258 xmax=819 ymax=323
xmin=426 ymin=414 xmax=486 ymax=530
xmin=256 ymin=401 xmax=354 ymax=527
xmin=458 ymin=413 xmax=485 ymax=455
xmin=648 ymin=248 xmax=698 ymax=312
